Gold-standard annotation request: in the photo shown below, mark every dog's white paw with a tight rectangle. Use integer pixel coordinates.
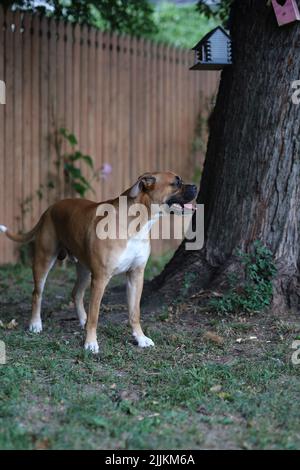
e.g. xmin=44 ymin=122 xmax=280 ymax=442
xmin=79 ymin=318 xmax=87 ymax=329
xmin=134 ymin=334 xmax=155 ymax=348
xmin=84 ymin=341 xmax=99 ymax=354
xmin=29 ymin=321 xmax=43 ymax=333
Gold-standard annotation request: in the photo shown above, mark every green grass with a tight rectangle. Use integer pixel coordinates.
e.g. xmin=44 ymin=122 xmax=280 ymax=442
xmin=0 ymin=264 xmax=300 ymax=449
xmin=144 ymin=251 xmax=174 ymax=281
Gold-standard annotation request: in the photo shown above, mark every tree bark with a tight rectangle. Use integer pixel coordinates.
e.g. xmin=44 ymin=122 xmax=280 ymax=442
xmin=153 ymin=0 xmax=300 ymax=312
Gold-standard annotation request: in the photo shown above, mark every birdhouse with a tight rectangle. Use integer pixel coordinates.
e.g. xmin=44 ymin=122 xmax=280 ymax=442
xmin=272 ymin=0 xmax=300 ymax=26
xmin=190 ymin=26 xmax=232 ymax=71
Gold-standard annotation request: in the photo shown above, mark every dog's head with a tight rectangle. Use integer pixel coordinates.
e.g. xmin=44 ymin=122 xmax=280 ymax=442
xmin=128 ymin=172 xmax=197 ymax=213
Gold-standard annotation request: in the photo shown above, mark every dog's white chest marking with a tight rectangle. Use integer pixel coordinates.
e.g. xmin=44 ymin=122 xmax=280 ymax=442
xmin=113 ymin=219 xmax=157 ymax=275
xmin=114 ymin=238 xmax=150 ymax=275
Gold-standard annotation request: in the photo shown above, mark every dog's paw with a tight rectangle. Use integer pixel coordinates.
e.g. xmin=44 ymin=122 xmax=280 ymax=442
xmin=29 ymin=321 xmax=43 ymax=333
xmin=134 ymin=334 xmax=155 ymax=348
xmin=79 ymin=318 xmax=87 ymax=329
xmin=84 ymin=341 xmax=99 ymax=354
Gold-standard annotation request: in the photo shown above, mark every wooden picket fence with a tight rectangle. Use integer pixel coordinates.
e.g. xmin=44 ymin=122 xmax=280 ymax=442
xmin=0 ymin=7 xmax=219 ymax=263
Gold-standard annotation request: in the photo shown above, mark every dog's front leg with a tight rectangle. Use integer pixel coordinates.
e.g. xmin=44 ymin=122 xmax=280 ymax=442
xmin=84 ymin=274 xmax=108 ymax=353
xmin=126 ymin=267 xmax=154 ymax=348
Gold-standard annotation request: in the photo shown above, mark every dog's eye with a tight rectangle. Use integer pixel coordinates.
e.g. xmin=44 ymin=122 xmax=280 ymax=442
xmin=171 ymin=177 xmax=182 ymax=188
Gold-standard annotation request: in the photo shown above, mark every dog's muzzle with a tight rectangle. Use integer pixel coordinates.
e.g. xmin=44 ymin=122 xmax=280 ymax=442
xmin=166 ymin=184 xmax=198 ymax=214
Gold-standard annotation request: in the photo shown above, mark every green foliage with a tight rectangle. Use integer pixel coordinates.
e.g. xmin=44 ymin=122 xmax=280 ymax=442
xmin=209 ymin=241 xmax=277 ymax=315
xmin=152 ymin=2 xmax=218 ymax=49
xmin=7 ymin=0 xmax=157 ymax=37
xmin=196 ymin=0 xmax=233 ymax=24
xmin=6 ymin=1 xmax=221 ymax=48
xmin=144 ymin=250 xmax=174 ymax=281
xmin=57 ymin=128 xmax=94 ymax=198
xmin=90 ymin=0 xmax=157 ymax=37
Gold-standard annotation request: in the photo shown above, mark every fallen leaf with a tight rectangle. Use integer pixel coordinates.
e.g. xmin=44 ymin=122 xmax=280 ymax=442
xmin=6 ymin=319 xmax=18 ymax=330
xmin=204 ymin=331 xmax=224 ymax=345
xmin=211 ymin=291 xmax=223 ymax=298
xmin=120 ymin=390 xmax=139 ymax=402
xmin=0 ymin=320 xmax=5 ymax=328
xmin=218 ymin=392 xmax=234 ymax=401
xmin=197 ymin=405 xmax=210 ymax=415
xmin=210 ymin=385 xmax=222 ymax=393
xmin=34 ymin=438 xmax=50 ymax=450
xmin=148 ymin=413 xmax=160 ymax=418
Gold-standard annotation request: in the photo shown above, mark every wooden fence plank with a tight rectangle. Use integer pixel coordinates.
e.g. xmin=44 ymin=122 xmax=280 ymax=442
xmin=129 ymin=36 xmax=137 ymax=182
xmin=13 ymin=11 xmax=23 ymax=240
xmin=39 ymin=16 xmax=49 ymax=213
xmin=137 ymin=37 xmax=144 ymax=176
xmin=64 ymin=20 xmax=74 ymax=200
xmin=156 ymin=43 xmax=164 ymax=172
xmin=95 ymin=30 xmax=103 ymax=200
xmin=4 ymin=10 xmax=15 ymax=262
xmin=108 ymin=33 xmax=118 ymax=200
xmin=30 ymin=15 xmax=40 ymax=228
xmin=73 ymin=23 xmax=81 ymax=170
xmin=165 ymin=45 xmax=171 ymax=173
xmin=87 ymin=27 xmax=96 ymax=200
xmin=0 ymin=6 xmax=5 ymax=262
xmin=22 ymin=13 xmax=32 ymax=232
xmin=101 ymin=31 xmax=110 ymax=200
xmin=144 ymin=39 xmax=151 ymax=175
xmin=149 ymin=41 xmax=157 ymax=173
xmin=56 ymin=19 xmax=65 ymax=201
xmin=46 ymin=17 xmax=56 ymax=208
xmin=117 ymin=35 xmax=130 ymax=192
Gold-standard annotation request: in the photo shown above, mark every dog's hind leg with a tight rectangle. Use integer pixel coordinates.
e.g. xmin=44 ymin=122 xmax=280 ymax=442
xmin=72 ymin=263 xmax=91 ymax=328
xmin=29 ymin=253 xmax=56 ymax=333
xmin=29 ymin=218 xmax=58 ymax=333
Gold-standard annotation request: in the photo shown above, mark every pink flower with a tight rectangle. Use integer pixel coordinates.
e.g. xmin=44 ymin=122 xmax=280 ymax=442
xmin=100 ymin=163 xmax=112 ymax=179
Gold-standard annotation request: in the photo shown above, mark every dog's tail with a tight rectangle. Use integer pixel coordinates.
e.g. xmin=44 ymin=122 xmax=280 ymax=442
xmin=0 ymin=219 xmax=42 ymax=243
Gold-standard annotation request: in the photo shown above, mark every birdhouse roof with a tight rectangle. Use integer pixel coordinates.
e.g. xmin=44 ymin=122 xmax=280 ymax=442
xmin=192 ymin=26 xmax=231 ymax=51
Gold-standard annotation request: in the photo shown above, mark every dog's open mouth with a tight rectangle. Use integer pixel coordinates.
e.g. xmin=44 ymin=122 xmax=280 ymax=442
xmin=168 ymin=202 xmax=197 ymax=215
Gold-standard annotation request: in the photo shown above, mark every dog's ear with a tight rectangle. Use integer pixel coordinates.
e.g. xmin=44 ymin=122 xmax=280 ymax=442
xmin=129 ymin=174 xmax=156 ymax=198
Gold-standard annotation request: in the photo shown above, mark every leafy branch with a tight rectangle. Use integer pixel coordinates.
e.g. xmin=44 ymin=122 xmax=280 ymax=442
xmin=55 ymin=128 xmax=95 ymax=198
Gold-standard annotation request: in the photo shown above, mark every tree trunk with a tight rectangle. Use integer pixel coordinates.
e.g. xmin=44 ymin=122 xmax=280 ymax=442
xmin=153 ymin=0 xmax=300 ymax=312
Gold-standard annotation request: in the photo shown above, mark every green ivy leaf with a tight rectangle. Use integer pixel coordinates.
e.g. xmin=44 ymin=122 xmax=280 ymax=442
xmin=72 ymin=182 xmax=87 ymax=197
xmin=69 ymin=151 xmax=83 ymax=162
xmin=68 ymin=133 xmax=78 ymax=146
xmin=59 ymin=127 xmax=78 ymax=146
xmin=82 ymin=155 xmax=94 ymax=168
xmin=65 ymin=163 xmax=82 ymax=179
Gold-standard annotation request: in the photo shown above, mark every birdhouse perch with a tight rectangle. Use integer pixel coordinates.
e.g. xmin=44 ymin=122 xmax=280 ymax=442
xmin=190 ymin=26 xmax=232 ymax=71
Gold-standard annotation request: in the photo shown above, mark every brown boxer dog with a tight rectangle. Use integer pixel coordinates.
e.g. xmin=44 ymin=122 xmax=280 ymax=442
xmin=0 ymin=172 xmax=197 ymax=353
